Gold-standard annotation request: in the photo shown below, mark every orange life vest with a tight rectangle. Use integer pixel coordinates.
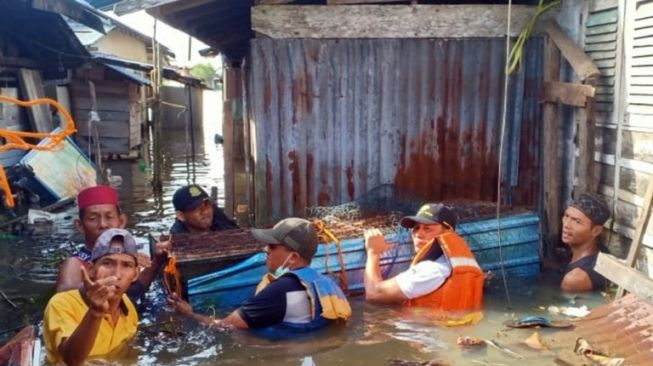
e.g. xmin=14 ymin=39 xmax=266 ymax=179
xmin=406 ymin=231 xmax=484 ymax=316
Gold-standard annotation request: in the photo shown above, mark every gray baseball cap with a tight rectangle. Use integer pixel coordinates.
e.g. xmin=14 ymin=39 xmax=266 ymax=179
xmin=91 ymin=228 xmax=139 ymax=262
xmin=251 ymin=218 xmax=318 ymax=260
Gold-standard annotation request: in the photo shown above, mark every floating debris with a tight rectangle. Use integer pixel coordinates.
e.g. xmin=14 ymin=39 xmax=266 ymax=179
xmin=522 ymin=331 xmax=548 ymax=351
xmin=504 ymin=315 xmax=573 ymax=329
xmin=485 ymin=339 xmax=524 ymax=359
xmin=457 ymin=336 xmax=486 ymax=347
xmin=387 ymin=359 xmax=451 ymax=366
xmin=574 ymin=338 xmax=624 ymax=366
xmin=547 ymin=305 xmax=590 ymax=318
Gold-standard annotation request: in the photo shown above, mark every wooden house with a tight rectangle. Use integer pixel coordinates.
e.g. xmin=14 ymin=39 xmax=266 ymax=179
xmin=89 ymin=0 xmax=653 ymax=282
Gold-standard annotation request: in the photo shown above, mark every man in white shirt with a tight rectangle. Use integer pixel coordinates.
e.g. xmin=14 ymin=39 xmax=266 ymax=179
xmin=363 ymin=203 xmax=483 ymax=318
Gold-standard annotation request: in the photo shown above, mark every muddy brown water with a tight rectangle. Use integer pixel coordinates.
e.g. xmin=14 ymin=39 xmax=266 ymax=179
xmin=0 ymin=99 xmax=608 ymax=365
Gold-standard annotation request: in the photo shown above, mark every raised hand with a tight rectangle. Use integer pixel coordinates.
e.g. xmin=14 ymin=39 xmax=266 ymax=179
xmin=166 ymin=292 xmax=193 ymax=316
xmin=153 ymin=235 xmax=171 ymax=262
xmin=364 ymin=228 xmax=395 ymax=255
xmin=80 ymin=266 xmax=116 ymax=315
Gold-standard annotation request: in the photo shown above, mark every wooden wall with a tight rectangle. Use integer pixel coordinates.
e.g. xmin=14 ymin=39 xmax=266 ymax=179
xmin=71 ymin=63 xmax=143 ymax=156
xmin=581 ymin=0 xmax=653 ymax=277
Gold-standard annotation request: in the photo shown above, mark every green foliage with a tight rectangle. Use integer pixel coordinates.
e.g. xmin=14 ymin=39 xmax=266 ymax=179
xmin=189 ymin=63 xmax=218 ymax=87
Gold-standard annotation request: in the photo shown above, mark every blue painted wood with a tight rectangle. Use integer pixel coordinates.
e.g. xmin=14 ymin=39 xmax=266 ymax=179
xmin=188 ymin=212 xmax=541 ymax=311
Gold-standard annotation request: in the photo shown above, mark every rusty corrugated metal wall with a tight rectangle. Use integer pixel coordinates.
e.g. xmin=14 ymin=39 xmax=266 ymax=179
xmin=247 ymin=38 xmax=543 ymax=223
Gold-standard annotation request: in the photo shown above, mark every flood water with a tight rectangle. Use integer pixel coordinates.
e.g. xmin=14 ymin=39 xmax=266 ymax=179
xmin=0 ymin=91 xmax=609 ymax=365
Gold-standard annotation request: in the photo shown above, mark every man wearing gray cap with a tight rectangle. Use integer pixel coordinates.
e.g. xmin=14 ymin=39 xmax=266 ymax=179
xmin=561 ymin=193 xmax=610 ymax=292
xmin=364 ymin=203 xmax=484 ymax=324
xmin=43 ymin=229 xmax=141 ymax=365
xmin=168 ymin=218 xmax=351 ymax=332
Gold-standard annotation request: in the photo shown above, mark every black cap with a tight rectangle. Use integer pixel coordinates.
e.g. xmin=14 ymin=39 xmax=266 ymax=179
xmin=251 ymin=218 xmax=318 ymax=260
xmin=173 ymin=185 xmax=209 ymax=212
xmin=400 ymin=203 xmax=457 ymax=230
xmin=568 ymin=193 xmax=610 ymax=225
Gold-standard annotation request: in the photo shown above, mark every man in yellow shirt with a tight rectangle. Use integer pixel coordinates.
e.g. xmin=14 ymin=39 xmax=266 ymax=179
xmin=43 ymin=228 xmax=140 ymax=365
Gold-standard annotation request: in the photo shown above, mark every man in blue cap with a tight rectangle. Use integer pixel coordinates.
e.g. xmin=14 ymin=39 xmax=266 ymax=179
xmin=560 ymin=193 xmax=610 ymax=292
xmin=170 ymin=185 xmax=238 ymax=234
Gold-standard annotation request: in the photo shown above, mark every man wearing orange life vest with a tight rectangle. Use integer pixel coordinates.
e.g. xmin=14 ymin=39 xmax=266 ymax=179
xmin=364 ymin=203 xmax=484 ymax=323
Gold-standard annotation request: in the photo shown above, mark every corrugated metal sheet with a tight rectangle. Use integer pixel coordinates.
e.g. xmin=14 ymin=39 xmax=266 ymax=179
xmin=247 ymin=38 xmax=544 ymax=223
xmin=565 ymin=294 xmax=653 ymax=365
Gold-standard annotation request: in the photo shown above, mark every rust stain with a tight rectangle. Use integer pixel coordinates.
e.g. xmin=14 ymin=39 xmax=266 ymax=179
xmin=555 ymin=294 xmax=653 ymax=366
xmin=306 ymin=153 xmax=314 ymax=207
xmin=265 ymin=158 xmax=273 ymax=218
xmin=288 ymin=151 xmax=302 ymax=214
xmin=346 ymin=161 xmax=355 ymax=201
xmin=318 ymin=189 xmax=330 ymax=206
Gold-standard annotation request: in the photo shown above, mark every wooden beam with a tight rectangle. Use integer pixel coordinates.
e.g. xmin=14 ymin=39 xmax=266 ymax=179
xmin=616 ymin=176 xmax=653 ymax=298
xmin=576 ymin=94 xmax=597 ymax=194
xmin=252 ymin=5 xmax=552 ymax=39
xmin=327 ymin=0 xmax=410 ymax=4
xmin=542 ymin=81 xmax=596 ymax=107
xmin=256 ymin=0 xmax=296 ymax=4
xmin=595 ymin=253 xmax=653 ymax=303
xmin=17 ymin=69 xmax=53 ymax=133
xmin=543 ymin=36 xmax=562 ymax=260
xmin=541 ymin=20 xmax=601 ymax=83
xmin=113 ymin=0 xmax=185 ymax=15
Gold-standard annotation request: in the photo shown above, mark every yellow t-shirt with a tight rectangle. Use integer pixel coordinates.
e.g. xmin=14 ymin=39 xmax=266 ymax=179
xmin=43 ymin=289 xmax=138 ymax=364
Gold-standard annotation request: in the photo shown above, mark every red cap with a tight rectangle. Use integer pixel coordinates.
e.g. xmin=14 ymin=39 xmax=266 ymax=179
xmin=77 ymin=185 xmax=119 ymax=210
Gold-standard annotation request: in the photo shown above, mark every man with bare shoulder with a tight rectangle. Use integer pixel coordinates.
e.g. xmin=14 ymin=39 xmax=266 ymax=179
xmin=560 ymin=193 xmax=610 ymax=292
xmin=56 ymin=185 xmax=168 ymax=302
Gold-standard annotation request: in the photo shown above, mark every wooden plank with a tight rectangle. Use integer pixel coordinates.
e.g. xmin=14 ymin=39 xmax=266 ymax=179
xmin=630 ymin=75 xmax=653 ymax=85
xmin=631 ymin=45 xmax=653 ymax=57
xmin=542 ymin=20 xmax=601 ymax=82
xmin=327 ymin=0 xmax=410 ymax=3
xmin=578 ymin=95 xmax=598 ymax=194
xmin=628 ymin=85 xmax=653 ymax=94
xmin=543 ymin=36 xmax=562 ymax=259
xmin=631 ymin=55 xmax=653 ymax=66
xmin=585 ymin=22 xmax=618 ymax=35
xmin=541 ymin=81 xmax=595 ymax=107
xmin=76 ymin=121 xmax=131 ymax=138
xmin=630 ymin=65 xmax=653 ymax=75
xmin=587 ymin=50 xmax=617 ymax=60
xmin=585 ymin=41 xmax=618 ymax=51
xmin=585 ymin=32 xmax=617 ymax=44
xmin=256 ymin=0 xmax=295 ymax=4
xmin=636 ymin=1 xmax=653 ymax=20
xmin=71 ymin=97 xmax=130 ymax=112
xmin=595 ymin=254 xmax=653 ymax=301
xmin=589 ymin=0 xmax=618 ymax=13
xmin=586 ymin=9 xmax=619 ymax=27
xmin=17 ymin=69 xmax=53 ymax=133
xmin=252 ymin=5 xmax=551 ymax=38
xmin=628 ymin=95 xmax=653 ymax=105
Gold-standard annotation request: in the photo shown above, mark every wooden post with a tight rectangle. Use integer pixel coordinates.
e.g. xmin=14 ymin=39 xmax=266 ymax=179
xmin=151 ymin=19 xmax=163 ymax=194
xmin=542 ymin=35 xmax=562 ymax=260
xmin=597 ymin=253 xmax=653 ymax=302
xmin=615 ymin=178 xmax=653 ymax=298
xmin=576 ymin=92 xmax=597 ymax=194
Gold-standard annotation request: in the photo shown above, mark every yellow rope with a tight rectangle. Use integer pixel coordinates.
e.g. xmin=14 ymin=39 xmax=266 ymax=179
xmin=0 ymin=95 xmax=77 ymax=207
xmin=313 ymin=220 xmax=349 ymax=293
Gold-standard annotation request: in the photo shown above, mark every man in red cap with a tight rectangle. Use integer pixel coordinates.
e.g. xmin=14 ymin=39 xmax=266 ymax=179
xmin=55 ymin=186 xmax=168 ymax=301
